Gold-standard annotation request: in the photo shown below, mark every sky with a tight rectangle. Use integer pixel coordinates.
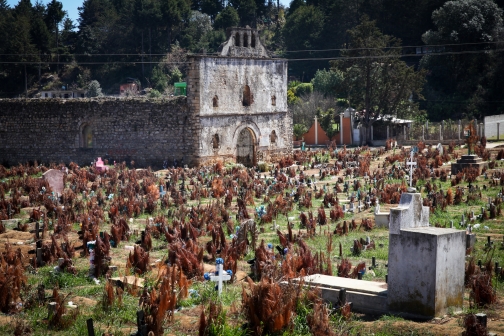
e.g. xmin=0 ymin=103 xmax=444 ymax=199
xmin=7 ymin=0 xmax=81 ymax=24
xmin=6 ymin=0 xmax=291 ymax=27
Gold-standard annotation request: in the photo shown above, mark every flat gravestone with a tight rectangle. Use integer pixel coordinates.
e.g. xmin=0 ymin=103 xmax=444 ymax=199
xmin=42 ymin=169 xmax=65 ymax=194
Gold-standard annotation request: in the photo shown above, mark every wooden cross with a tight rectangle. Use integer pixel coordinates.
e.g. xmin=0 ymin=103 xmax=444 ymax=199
xmin=30 ymin=221 xmax=44 ymax=240
xmin=407 ymin=151 xmax=417 ymax=188
xmin=207 ymin=258 xmax=231 ymax=295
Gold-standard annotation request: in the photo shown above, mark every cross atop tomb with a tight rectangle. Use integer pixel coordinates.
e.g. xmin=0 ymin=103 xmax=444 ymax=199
xmin=407 ymin=150 xmax=417 ymax=190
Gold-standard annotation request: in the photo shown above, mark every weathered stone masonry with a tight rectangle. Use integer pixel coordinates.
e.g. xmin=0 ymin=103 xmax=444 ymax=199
xmin=0 ymin=97 xmax=199 ymax=167
xmin=0 ymin=26 xmax=292 ymax=168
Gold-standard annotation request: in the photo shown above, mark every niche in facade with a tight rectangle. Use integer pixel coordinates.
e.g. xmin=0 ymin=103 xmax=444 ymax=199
xmin=212 ymin=134 xmax=220 ymax=149
xmin=81 ymin=124 xmax=93 ymax=148
xmin=213 ymin=95 xmax=219 ymax=107
xmin=271 ymin=95 xmax=276 ymax=106
xmin=243 ymin=85 xmax=252 ymax=106
xmin=270 ymin=130 xmax=278 ymax=144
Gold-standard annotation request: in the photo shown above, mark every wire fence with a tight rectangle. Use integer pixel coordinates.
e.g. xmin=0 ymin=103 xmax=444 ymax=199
xmin=407 ymin=119 xmax=483 ymax=142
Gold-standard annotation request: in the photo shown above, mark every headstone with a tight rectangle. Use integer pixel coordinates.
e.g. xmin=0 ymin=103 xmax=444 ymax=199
xmin=348 ymin=202 xmax=355 ymax=213
xmin=437 ymin=143 xmax=444 ymax=155
xmin=48 ymin=302 xmax=57 ymax=320
xmin=42 ymin=169 xmax=65 ymax=195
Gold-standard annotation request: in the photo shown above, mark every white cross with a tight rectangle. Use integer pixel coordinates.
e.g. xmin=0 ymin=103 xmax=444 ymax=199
xmin=407 ymin=151 xmax=417 ymax=188
xmin=210 ymin=260 xmax=231 ymax=295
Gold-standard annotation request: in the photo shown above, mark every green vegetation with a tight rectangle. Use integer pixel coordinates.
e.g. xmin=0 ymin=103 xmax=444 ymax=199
xmin=0 ymin=0 xmax=502 ymax=120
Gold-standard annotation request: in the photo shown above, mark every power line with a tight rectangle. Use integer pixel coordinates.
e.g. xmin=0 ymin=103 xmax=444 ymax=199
xmin=280 ymin=40 xmax=503 ymax=53
xmin=0 ymin=40 xmax=502 ymax=57
xmin=1 ymin=48 xmax=503 ymax=65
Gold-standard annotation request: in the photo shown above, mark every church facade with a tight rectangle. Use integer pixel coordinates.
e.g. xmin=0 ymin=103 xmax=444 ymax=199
xmin=189 ymin=26 xmax=291 ymax=166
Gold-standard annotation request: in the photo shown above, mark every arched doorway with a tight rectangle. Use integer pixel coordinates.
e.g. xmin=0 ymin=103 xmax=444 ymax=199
xmin=236 ymin=128 xmax=256 ymax=167
xmin=81 ymin=124 xmax=93 ymax=148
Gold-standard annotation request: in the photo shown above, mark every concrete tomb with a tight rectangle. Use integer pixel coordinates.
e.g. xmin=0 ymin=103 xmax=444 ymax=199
xmin=387 ymin=191 xmax=465 ymax=317
xmin=298 ymin=189 xmax=466 ymax=319
xmin=374 ymin=203 xmax=390 ymax=228
xmin=451 ymin=155 xmax=488 ymax=175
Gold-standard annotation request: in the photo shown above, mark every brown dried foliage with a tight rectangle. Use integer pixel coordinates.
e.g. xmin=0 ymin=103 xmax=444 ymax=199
xmin=48 ymin=288 xmax=79 ymax=330
xmin=241 ymin=277 xmax=301 ymax=335
xmin=0 ymin=244 xmax=26 ymax=313
xmin=127 ymin=245 xmax=150 ymax=275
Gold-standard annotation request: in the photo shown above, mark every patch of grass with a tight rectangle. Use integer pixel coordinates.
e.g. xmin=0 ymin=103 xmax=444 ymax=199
xmin=29 ymin=267 xmax=93 ymax=289
xmin=378 ymin=314 xmax=405 ymax=322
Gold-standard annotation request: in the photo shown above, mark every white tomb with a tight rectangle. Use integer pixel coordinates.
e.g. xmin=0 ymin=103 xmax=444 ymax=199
xmin=374 ymin=203 xmax=390 ymax=228
xmin=297 ymin=189 xmax=466 ymax=319
xmin=387 ymin=190 xmax=465 ymax=318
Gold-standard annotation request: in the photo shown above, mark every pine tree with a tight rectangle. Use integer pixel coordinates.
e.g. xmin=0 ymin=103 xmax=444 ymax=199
xmin=87 ymin=80 xmax=103 ymax=97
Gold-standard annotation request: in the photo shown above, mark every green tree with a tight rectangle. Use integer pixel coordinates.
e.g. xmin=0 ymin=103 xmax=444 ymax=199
xmin=421 ymin=0 xmax=504 ymax=120
xmin=283 ymin=5 xmax=323 ymax=50
xmin=423 ymin=0 xmax=503 ymax=45
xmin=293 ymin=82 xmax=313 ymax=97
xmin=293 ymin=123 xmax=308 ymax=140
xmin=45 ymin=0 xmax=66 ymax=45
xmin=318 ymin=107 xmax=340 ymax=138
xmin=283 ymin=5 xmax=324 ymax=79
xmin=331 ymin=16 xmax=426 ymax=145
xmin=311 ymin=69 xmax=344 ymax=97
xmin=287 ymin=0 xmax=305 ymax=16
xmin=160 ymin=0 xmax=191 ymax=51
xmin=150 ymin=65 xmax=168 ymax=92
xmin=229 ymin=0 xmax=256 ymax=26
xmin=214 ymin=5 xmax=239 ymax=30
xmin=30 ymin=3 xmax=51 ymax=53
xmin=200 ymin=0 xmax=223 ymax=20
xmin=87 ymin=80 xmax=103 ymax=97
xmin=180 ymin=10 xmax=213 ymax=52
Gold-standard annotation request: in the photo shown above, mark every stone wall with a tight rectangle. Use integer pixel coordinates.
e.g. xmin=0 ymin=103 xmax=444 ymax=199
xmin=484 ymin=114 xmax=504 ymax=140
xmin=0 ymin=97 xmax=199 ymax=168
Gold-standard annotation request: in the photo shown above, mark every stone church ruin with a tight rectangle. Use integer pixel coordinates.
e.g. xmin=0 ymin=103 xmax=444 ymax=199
xmin=0 ymin=26 xmax=292 ymax=168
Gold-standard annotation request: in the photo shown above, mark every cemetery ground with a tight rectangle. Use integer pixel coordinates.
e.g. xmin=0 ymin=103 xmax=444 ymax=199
xmin=1 ymin=143 xmax=504 ymax=335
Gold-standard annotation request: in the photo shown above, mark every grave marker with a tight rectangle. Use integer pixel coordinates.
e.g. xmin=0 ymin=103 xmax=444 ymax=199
xmin=42 ymin=169 xmax=65 ymax=195
xmin=204 ymin=258 xmax=232 ymax=295
xmin=406 ymin=151 xmax=417 ymax=190
xmin=30 ymin=221 xmax=44 ymax=240
xmin=388 ymin=190 xmax=465 ymax=317
xmin=86 ymin=318 xmax=95 ymax=336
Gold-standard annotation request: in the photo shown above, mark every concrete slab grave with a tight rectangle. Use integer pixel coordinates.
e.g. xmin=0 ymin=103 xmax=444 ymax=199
xmin=374 ymin=203 xmax=390 ymax=228
xmin=298 ymin=189 xmax=466 ymax=319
